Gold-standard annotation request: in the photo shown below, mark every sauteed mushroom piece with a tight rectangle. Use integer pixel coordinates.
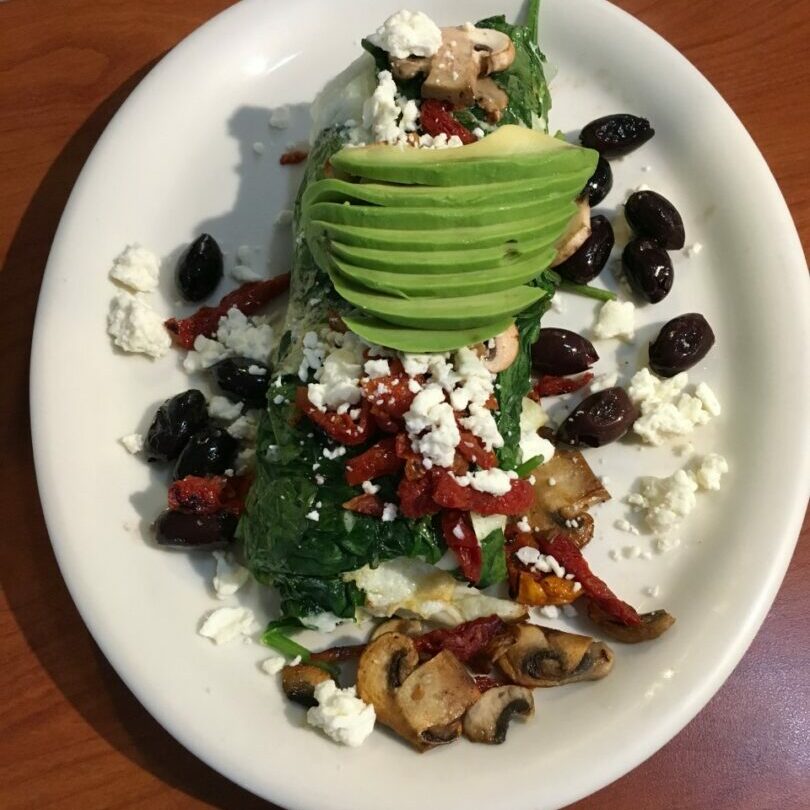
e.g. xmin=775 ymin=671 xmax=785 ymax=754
xmin=495 ymin=623 xmax=614 ymax=687
xmin=480 ymin=323 xmax=520 ymax=373
xmin=587 ymin=602 xmax=676 ymax=643
xmin=552 ymin=200 xmax=591 ymax=267
xmin=462 ymin=685 xmax=534 ymax=744
xmin=370 ymin=618 xmax=424 ymax=641
xmin=281 ymin=664 xmax=331 ymax=708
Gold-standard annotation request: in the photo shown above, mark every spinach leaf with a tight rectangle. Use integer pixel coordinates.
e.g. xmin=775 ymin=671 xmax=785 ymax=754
xmin=361 ymin=38 xmax=423 ymax=100
xmin=478 ymin=529 xmax=507 ymax=588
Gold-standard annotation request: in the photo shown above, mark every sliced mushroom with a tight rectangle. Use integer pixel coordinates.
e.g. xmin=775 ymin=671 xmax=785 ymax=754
xmin=281 ymin=664 xmax=331 ymax=708
xmin=462 ymin=685 xmax=534 ymax=744
xmin=495 ymin=623 xmax=614 ymax=687
xmin=395 ymin=650 xmax=480 ymax=750
xmin=587 ymin=602 xmax=676 ymax=643
xmin=478 ymin=323 xmax=519 ymax=372
xmin=551 ymin=200 xmax=591 ymax=267
xmin=370 ymin=618 xmax=424 ymax=641
xmin=356 ymin=632 xmax=421 ymax=745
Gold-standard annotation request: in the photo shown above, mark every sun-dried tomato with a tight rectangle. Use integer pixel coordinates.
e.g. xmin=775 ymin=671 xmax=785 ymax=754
xmin=456 ymin=431 xmax=497 ymax=470
xmin=362 ymin=362 xmax=417 ymax=424
xmin=168 ymin=474 xmax=250 ymax=516
xmin=532 ymin=372 xmax=594 ymax=398
xmin=280 ymin=148 xmax=308 ymax=165
xmin=397 ymin=473 xmax=440 ymax=518
xmin=342 ymin=493 xmax=384 ymax=517
xmin=295 ymin=387 xmax=375 ymax=446
xmin=536 ymin=533 xmax=642 ymax=626
xmin=473 ymin=675 xmax=504 ymax=693
xmin=394 ymin=432 xmax=427 ymax=481
xmin=440 ymin=510 xmax=482 ymax=584
xmin=414 ymin=616 xmax=507 ymax=663
xmin=165 ymin=275 xmax=290 ymax=349
xmin=420 ymin=99 xmax=477 ymax=145
xmin=345 ymin=436 xmax=402 ymax=486
xmin=432 ymin=471 xmax=534 ymax=516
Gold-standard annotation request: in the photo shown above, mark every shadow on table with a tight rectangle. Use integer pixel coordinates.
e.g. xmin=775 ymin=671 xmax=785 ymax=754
xmin=0 ymin=61 xmax=274 ymax=810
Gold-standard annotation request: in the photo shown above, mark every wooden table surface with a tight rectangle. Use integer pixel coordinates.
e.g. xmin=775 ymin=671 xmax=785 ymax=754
xmin=1 ymin=1 xmax=808 ymax=807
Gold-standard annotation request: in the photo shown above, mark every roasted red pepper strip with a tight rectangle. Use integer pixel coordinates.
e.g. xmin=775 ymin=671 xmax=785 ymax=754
xmin=342 ymin=493 xmax=385 ymax=517
xmin=456 ymin=431 xmax=497 ymax=470
xmin=345 ymin=436 xmax=403 ymax=486
xmin=165 ymin=275 xmax=290 ymax=349
xmin=295 ymin=387 xmax=375 ymax=446
xmin=532 ymin=372 xmax=594 ymax=398
xmin=536 ymin=533 xmax=642 ymax=626
xmin=420 ymin=99 xmax=477 ymax=145
xmin=414 ymin=615 xmax=507 ymax=663
xmin=168 ymin=475 xmax=250 ymax=515
xmin=440 ymin=510 xmax=483 ymax=583
xmin=432 ymin=471 xmax=534 ymax=516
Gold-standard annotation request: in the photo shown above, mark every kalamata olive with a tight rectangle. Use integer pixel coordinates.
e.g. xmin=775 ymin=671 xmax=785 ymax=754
xmin=582 ymin=157 xmax=613 ymax=206
xmin=173 ymin=425 xmax=238 ymax=480
xmin=144 ymin=389 xmax=209 ymax=462
xmin=555 ymin=215 xmax=615 ymax=284
xmin=625 ymin=190 xmax=685 ymax=249
xmin=176 ymin=233 xmax=223 ymax=302
xmin=622 ymin=238 xmax=674 ymax=303
xmin=531 ymin=328 xmax=599 ymax=376
xmin=649 ymin=313 xmax=715 ymax=377
xmin=557 ymin=387 xmax=637 ymax=447
xmin=154 ymin=509 xmax=237 ymax=550
xmin=212 ymin=357 xmax=270 ymax=408
xmin=580 ymin=114 xmax=655 ymax=158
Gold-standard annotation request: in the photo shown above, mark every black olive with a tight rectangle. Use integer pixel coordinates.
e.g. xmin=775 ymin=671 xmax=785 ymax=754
xmin=173 ymin=426 xmax=238 ymax=480
xmin=582 ymin=157 xmax=613 ymax=206
xmin=555 ymin=215 xmax=615 ymax=284
xmin=531 ymin=328 xmax=599 ymax=376
xmin=649 ymin=313 xmax=715 ymax=377
xmin=557 ymin=387 xmax=637 ymax=447
xmin=176 ymin=233 xmax=223 ymax=302
xmin=144 ymin=389 xmax=209 ymax=462
xmin=580 ymin=114 xmax=655 ymax=158
xmin=622 ymin=238 xmax=674 ymax=303
xmin=212 ymin=357 xmax=270 ymax=408
xmin=625 ymin=190 xmax=685 ymax=249
xmin=154 ymin=510 xmax=237 ymax=550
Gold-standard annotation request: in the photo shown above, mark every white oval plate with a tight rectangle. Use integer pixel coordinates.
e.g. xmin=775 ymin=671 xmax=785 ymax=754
xmin=30 ymin=1 xmax=810 ymax=808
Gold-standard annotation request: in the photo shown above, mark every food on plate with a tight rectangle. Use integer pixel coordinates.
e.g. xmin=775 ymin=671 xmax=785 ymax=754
xmin=110 ymin=2 xmax=727 ymax=750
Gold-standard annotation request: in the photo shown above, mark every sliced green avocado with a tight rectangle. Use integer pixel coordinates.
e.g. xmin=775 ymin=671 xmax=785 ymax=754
xmin=330 ymin=271 xmax=548 ymax=329
xmin=302 ymin=170 xmax=589 ymax=209
xmin=331 ymin=125 xmax=598 ymax=186
xmin=306 ymin=205 xmax=575 ymax=251
xmin=328 ymin=233 xmax=556 ymax=274
xmin=343 ymin=314 xmax=514 ymax=353
xmin=331 ymin=248 xmax=555 ymax=298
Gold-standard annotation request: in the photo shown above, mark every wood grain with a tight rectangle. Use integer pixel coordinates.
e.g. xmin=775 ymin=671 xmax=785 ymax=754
xmin=0 ymin=1 xmax=807 ymax=808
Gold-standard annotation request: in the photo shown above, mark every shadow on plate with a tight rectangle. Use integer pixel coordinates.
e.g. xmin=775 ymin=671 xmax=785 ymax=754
xmin=0 ymin=62 xmax=274 ymax=810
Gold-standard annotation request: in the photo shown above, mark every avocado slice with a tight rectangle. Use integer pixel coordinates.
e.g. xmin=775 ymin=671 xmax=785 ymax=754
xmin=343 ymin=315 xmax=515 ymax=353
xmin=330 ymin=271 xmax=548 ymax=329
xmin=331 ymin=248 xmax=555 ymax=298
xmin=331 ymin=125 xmax=597 ymax=187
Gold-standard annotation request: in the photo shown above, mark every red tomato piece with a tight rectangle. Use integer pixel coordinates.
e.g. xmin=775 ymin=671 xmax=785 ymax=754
xmin=280 ymin=149 xmax=308 ymax=165
xmin=440 ymin=510 xmax=483 ymax=583
xmin=168 ymin=475 xmax=250 ymax=516
xmin=397 ymin=473 xmax=440 ymax=518
xmin=345 ymin=437 xmax=403 ymax=486
xmin=165 ymin=275 xmax=291 ymax=349
xmin=536 ymin=533 xmax=642 ymax=626
xmin=432 ymin=471 xmax=534 ymax=516
xmin=295 ymin=387 xmax=375 ymax=446
xmin=473 ymin=675 xmax=504 ymax=693
xmin=532 ymin=372 xmax=594 ymax=398
xmin=342 ymin=493 xmax=384 ymax=517
xmin=456 ymin=431 xmax=497 ymax=470
xmin=414 ymin=615 xmax=507 ymax=663
xmin=420 ymin=99 xmax=477 ymax=145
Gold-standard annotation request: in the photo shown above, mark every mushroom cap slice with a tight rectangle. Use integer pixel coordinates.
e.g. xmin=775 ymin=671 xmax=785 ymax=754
xmin=480 ymin=323 xmax=520 ymax=373
xmin=463 ymin=685 xmax=534 ymax=744
xmin=370 ymin=618 xmax=424 ymax=641
xmin=281 ymin=664 xmax=331 ymax=708
xmin=495 ymin=623 xmax=614 ymax=687
xmin=551 ymin=200 xmax=591 ymax=266
xmin=588 ymin=602 xmax=676 ymax=643
xmin=468 ymin=28 xmax=516 ymax=74
xmin=356 ymin=632 xmax=421 ymax=745
xmin=395 ymin=650 xmax=480 ymax=749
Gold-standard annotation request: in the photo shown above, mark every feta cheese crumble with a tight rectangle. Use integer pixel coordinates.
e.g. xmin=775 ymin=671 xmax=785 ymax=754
xmin=593 ymin=299 xmax=635 ymax=341
xmin=183 ymin=307 xmax=274 ymax=372
xmin=109 ymin=244 xmax=160 ymax=292
xmin=306 ymin=680 xmax=376 ymax=747
xmin=261 ymin=651 xmax=286 ymax=675
xmin=208 ymin=395 xmax=244 ymax=422
xmin=268 ymin=105 xmax=291 ymax=129
xmin=453 ymin=468 xmax=516 ymax=496
xmin=367 ymin=10 xmax=443 ymax=59
xmin=382 ymin=503 xmax=399 ymax=522
xmin=404 ymin=383 xmax=460 ymax=468
xmin=198 ymin=606 xmax=258 ymax=645
xmin=212 ymin=551 xmax=250 ymax=598
xmin=694 ymin=452 xmax=728 ymax=491
xmin=108 ymin=292 xmax=171 ymax=358
xmin=119 ymin=433 xmax=144 ymax=454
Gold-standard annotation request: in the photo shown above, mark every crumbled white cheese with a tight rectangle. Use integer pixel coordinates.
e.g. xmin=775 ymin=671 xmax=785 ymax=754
xmin=198 ymin=606 xmax=258 ymax=645
xmin=303 ymin=612 xmax=351 ymax=634
xmin=381 ymin=503 xmax=398 ymax=522
xmin=108 ymin=292 xmax=171 ymax=358
xmin=307 ymin=680 xmax=376 ymax=747
xmin=593 ymin=299 xmax=635 ymax=341
xmin=212 ymin=551 xmax=250 ymax=599
xmin=452 ymin=468 xmax=516 ymax=496
xmin=306 ymin=509 xmax=320 ymax=522
xmin=299 ymin=331 xmax=327 ymax=381
xmin=614 ymin=518 xmax=640 ymax=535
xmin=252 ymin=141 xmax=265 ymax=155
xmin=629 ymin=368 xmax=718 ymax=445
xmin=119 ymin=433 xmax=144 ymax=454
xmin=632 ymin=469 xmax=699 ymax=535
xmin=695 ymin=382 xmax=722 ymax=416
xmin=363 ymin=70 xmax=405 ymax=144
xmin=323 ymin=446 xmax=346 ymax=460
xmin=308 ymin=343 xmax=364 ymax=411
xmin=400 ymin=98 xmax=420 ymax=132
xmin=694 ymin=452 xmax=728 ymax=491
xmin=261 ymin=651 xmax=286 ymax=674
xmin=268 ymin=105 xmax=291 ymax=129
xmin=590 ymin=371 xmax=619 ymax=393
xmin=109 ymin=244 xmax=160 ymax=292
xmin=208 ymin=395 xmax=244 ymax=422
xmin=183 ymin=335 xmax=229 ymax=372
xmin=227 ymin=410 xmax=260 ymax=442
xmin=516 ymin=516 xmax=531 ymax=533
xmin=364 ymin=358 xmax=390 ymax=379
xmin=460 ymin=403 xmax=503 ymax=451
xmin=404 ymin=383 xmax=460 ymax=468
xmin=366 ymin=10 xmax=443 ymax=58
xmin=472 ymin=127 xmax=485 ymax=140
xmin=230 ymin=263 xmax=263 ymax=283
xmin=235 ymin=446 xmax=256 ymax=475
xmin=216 ymin=307 xmax=275 ymax=363
xmin=361 ymin=480 xmax=380 ymax=495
